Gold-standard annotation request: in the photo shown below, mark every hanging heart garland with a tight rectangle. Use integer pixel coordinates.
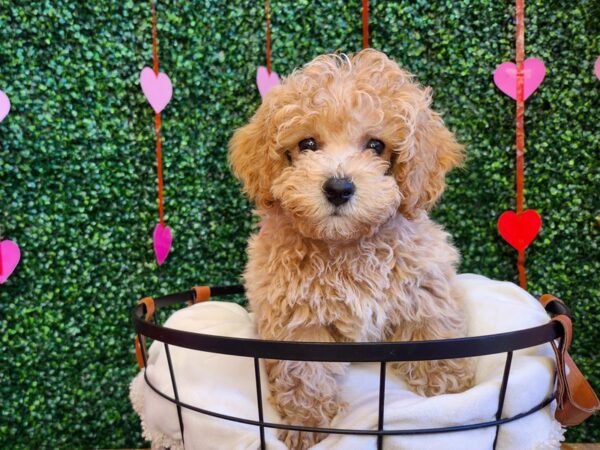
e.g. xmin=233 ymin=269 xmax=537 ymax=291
xmin=494 ymin=0 xmax=542 ymax=289
xmin=256 ymin=0 xmax=280 ymax=98
xmin=141 ymin=0 xmax=173 ymax=266
xmin=493 ymin=57 xmax=546 ymax=100
xmin=256 ymin=0 xmax=371 ymax=98
xmin=0 ymin=91 xmax=20 ymax=283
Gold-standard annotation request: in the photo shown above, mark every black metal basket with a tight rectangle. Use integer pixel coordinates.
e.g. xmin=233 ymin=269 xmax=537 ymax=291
xmin=132 ymin=284 xmax=564 ymax=450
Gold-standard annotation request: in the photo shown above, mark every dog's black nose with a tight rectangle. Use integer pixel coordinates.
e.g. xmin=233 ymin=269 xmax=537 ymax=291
xmin=323 ymin=177 xmax=355 ymax=206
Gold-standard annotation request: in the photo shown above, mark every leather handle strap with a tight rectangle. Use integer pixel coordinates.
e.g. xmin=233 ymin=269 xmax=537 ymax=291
xmin=138 ymin=297 xmax=156 ymax=321
xmin=547 ymin=314 xmax=572 ymax=410
xmin=135 ymin=289 xmax=212 ymax=368
xmin=540 ymin=294 xmax=571 ymax=318
xmin=541 ymin=294 xmax=600 ymax=426
xmin=134 ymin=297 xmax=156 ymax=369
xmin=135 ymin=336 xmax=146 ymax=369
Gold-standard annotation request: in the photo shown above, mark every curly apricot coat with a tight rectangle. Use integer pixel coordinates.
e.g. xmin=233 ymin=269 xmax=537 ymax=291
xmin=229 ymin=49 xmax=473 ymax=450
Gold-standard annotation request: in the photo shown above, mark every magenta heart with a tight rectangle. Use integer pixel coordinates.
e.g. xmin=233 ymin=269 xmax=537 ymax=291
xmin=140 ymin=67 xmax=173 ymax=113
xmin=493 ymin=57 xmax=546 ymax=101
xmin=153 ymin=223 xmax=172 ymax=265
xmin=0 ymin=240 xmax=21 ymax=284
xmin=0 ymin=90 xmax=10 ymax=123
xmin=595 ymin=56 xmax=600 ymax=81
xmin=256 ymin=66 xmax=281 ymax=99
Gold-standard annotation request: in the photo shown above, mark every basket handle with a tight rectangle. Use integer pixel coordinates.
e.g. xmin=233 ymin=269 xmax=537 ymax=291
xmin=134 ymin=297 xmax=156 ymax=369
xmin=188 ymin=285 xmax=211 ymax=305
xmin=541 ymin=294 xmax=600 ymax=426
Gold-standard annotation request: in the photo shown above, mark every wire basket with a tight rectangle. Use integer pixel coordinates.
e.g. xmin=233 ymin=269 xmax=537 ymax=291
xmin=132 ymin=284 xmax=565 ymax=450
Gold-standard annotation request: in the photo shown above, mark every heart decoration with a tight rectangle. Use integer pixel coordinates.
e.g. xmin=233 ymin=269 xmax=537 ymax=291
xmin=497 ymin=210 xmax=542 ymax=251
xmin=595 ymin=56 xmax=600 ymax=81
xmin=493 ymin=57 xmax=546 ymax=101
xmin=256 ymin=66 xmax=280 ymax=99
xmin=140 ymin=67 xmax=173 ymax=113
xmin=0 ymin=90 xmax=10 ymax=122
xmin=153 ymin=223 xmax=172 ymax=265
xmin=0 ymin=240 xmax=21 ymax=284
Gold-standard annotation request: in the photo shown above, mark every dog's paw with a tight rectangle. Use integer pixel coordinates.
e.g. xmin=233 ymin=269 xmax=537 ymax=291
xmin=278 ymin=428 xmax=327 ymax=450
xmin=276 ymin=400 xmax=346 ymax=449
xmin=276 ymin=399 xmax=346 ymax=449
xmin=393 ymin=358 xmax=474 ymax=396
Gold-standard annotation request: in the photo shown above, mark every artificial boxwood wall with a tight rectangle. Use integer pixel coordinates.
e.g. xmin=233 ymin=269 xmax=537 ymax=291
xmin=0 ymin=0 xmax=598 ymax=447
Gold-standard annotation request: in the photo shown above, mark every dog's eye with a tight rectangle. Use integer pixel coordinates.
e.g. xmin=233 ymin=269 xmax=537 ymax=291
xmin=298 ymin=138 xmax=318 ymax=152
xmin=365 ymin=139 xmax=385 ymax=155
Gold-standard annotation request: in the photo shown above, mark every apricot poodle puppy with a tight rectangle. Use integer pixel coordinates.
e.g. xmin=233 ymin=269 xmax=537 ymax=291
xmin=229 ymin=49 xmax=473 ymax=449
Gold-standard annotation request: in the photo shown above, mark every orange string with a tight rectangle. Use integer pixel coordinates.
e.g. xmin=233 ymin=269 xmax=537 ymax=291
xmin=515 ymin=0 xmax=526 ymax=289
xmin=151 ymin=0 xmax=165 ymax=226
xmin=362 ymin=0 xmax=369 ymax=49
xmin=155 ymin=114 xmax=164 ymax=226
xmin=265 ymin=0 xmax=271 ymax=74
xmin=151 ymin=0 xmax=159 ymax=75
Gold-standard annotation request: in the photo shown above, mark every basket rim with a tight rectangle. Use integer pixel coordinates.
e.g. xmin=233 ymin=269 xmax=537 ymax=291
xmin=132 ymin=284 xmax=563 ymax=362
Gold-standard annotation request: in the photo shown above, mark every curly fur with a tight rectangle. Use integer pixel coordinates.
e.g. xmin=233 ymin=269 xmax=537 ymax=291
xmin=229 ymin=49 xmax=473 ymax=449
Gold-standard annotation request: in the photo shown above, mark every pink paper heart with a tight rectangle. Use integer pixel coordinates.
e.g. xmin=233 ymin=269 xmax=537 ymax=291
xmin=595 ymin=56 xmax=600 ymax=81
xmin=493 ymin=57 xmax=546 ymax=100
xmin=140 ymin=67 xmax=173 ymax=113
xmin=0 ymin=240 xmax=21 ymax=284
xmin=0 ymin=90 xmax=10 ymax=123
xmin=256 ymin=66 xmax=281 ymax=99
xmin=153 ymin=223 xmax=172 ymax=266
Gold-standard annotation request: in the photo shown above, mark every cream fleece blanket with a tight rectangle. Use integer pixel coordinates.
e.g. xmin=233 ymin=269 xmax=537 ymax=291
xmin=130 ymin=274 xmax=565 ymax=449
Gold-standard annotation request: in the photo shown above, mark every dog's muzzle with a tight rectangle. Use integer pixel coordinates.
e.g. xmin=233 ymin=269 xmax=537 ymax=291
xmin=323 ymin=177 xmax=355 ymax=206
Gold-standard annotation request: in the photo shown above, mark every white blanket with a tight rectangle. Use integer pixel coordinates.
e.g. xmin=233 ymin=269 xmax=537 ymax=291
xmin=130 ymin=274 xmax=565 ymax=449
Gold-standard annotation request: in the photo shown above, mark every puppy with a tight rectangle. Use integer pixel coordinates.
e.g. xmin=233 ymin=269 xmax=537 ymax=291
xmin=229 ymin=49 xmax=473 ymax=449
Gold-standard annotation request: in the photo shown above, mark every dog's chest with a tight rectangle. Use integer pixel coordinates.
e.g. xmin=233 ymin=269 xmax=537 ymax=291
xmin=246 ymin=227 xmax=410 ymax=342
xmin=307 ymin=247 xmax=398 ymax=341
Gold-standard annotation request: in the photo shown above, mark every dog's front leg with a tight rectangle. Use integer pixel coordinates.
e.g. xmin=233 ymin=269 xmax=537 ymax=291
xmin=388 ymin=285 xmax=474 ymax=396
xmin=262 ymin=327 xmax=347 ymax=450
xmin=391 ymin=346 xmax=473 ymax=396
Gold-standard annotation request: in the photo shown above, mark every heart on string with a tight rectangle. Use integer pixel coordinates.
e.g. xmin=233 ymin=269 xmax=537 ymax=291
xmin=153 ymin=223 xmax=172 ymax=265
xmin=140 ymin=67 xmax=173 ymax=113
xmin=0 ymin=90 xmax=10 ymax=123
xmin=0 ymin=240 xmax=21 ymax=284
xmin=497 ymin=210 xmax=542 ymax=251
xmin=595 ymin=56 xmax=600 ymax=81
xmin=493 ymin=57 xmax=546 ymax=100
xmin=256 ymin=66 xmax=280 ymax=99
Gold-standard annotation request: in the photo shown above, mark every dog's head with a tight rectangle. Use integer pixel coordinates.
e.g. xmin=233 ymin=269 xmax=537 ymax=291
xmin=229 ymin=49 xmax=464 ymax=241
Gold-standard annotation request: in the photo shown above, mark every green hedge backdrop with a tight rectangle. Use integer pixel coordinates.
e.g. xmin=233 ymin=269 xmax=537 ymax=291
xmin=1 ymin=0 xmax=598 ymax=448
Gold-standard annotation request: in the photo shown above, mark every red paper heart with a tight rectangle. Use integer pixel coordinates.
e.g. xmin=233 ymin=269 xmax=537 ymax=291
xmin=497 ymin=210 xmax=542 ymax=251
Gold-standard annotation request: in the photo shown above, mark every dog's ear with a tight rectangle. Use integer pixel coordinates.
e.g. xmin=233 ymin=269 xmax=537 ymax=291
xmin=392 ymin=90 xmax=464 ymax=217
xmin=228 ymin=101 xmax=287 ymax=209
